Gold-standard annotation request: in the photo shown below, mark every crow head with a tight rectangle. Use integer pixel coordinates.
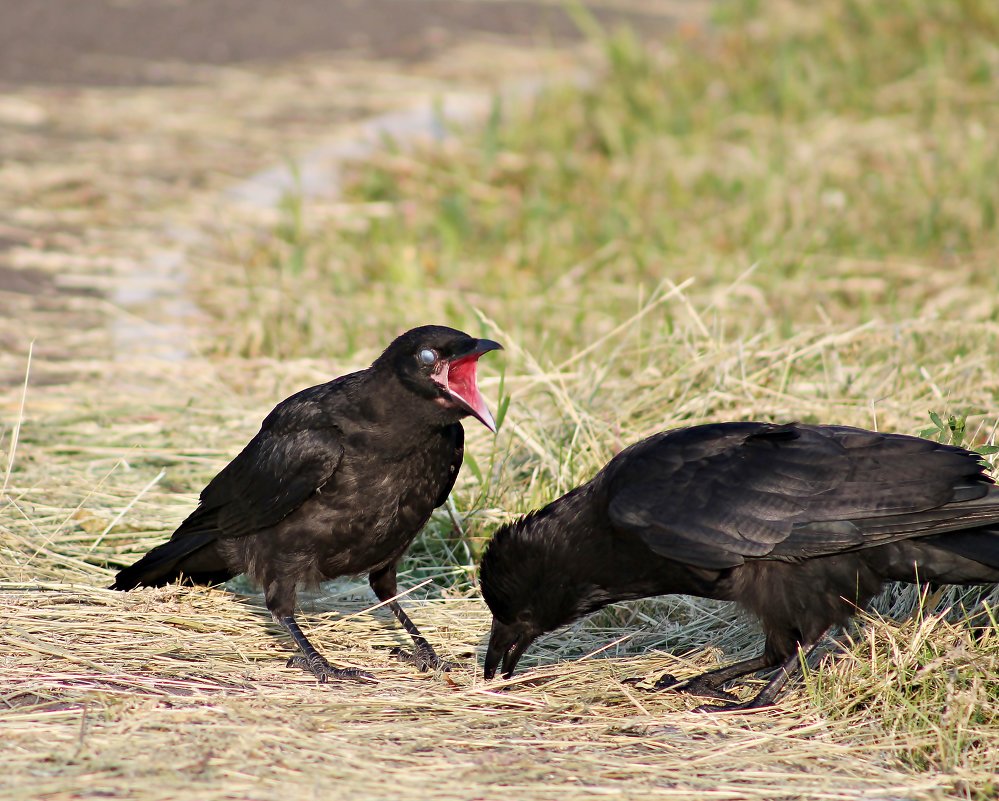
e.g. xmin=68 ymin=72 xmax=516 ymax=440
xmin=381 ymin=325 xmax=503 ymax=431
xmin=480 ymin=508 xmax=597 ymax=680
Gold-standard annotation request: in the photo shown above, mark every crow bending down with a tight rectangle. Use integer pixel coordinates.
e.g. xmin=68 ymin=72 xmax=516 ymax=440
xmin=481 ymin=422 xmax=999 ymax=709
xmin=113 ymin=325 xmax=501 ymax=682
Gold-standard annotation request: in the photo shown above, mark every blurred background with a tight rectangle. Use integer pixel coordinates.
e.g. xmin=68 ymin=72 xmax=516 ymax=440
xmin=0 ymin=0 xmax=689 ymax=369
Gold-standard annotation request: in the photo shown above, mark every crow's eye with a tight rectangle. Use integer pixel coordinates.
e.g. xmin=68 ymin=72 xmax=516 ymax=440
xmin=418 ymin=348 xmax=437 ymax=365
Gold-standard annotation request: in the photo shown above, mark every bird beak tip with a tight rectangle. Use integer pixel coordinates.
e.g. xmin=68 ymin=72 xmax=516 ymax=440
xmin=479 ymin=408 xmax=498 ymax=434
xmin=477 ymin=338 xmax=503 ymax=354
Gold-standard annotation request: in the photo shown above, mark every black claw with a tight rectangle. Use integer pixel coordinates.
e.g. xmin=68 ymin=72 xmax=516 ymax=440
xmin=621 ymin=677 xmax=667 ymax=691
xmin=652 ymin=673 xmax=683 ymax=691
xmin=681 ymin=678 xmax=740 ymax=702
xmin=391 ymin=644 xmax=456 ymax=673
xmin=621 ymin=672 xmax=681 ymax=690
xmin=694 ymin=702 xmax=731 ymax=713
xmin=693 ymin=697 xmax=773 ymax=713
xmin=286 ymin=654 xmax=376 ymax=684
xmin=625 ymin=672 xmax=741 ymax=702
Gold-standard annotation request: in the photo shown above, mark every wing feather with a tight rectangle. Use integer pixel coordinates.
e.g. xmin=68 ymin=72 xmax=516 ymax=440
xmin=174 ymin=386 xmax=346 ymax=542
xmin=605 ymin=422 xmax=997 ymax=568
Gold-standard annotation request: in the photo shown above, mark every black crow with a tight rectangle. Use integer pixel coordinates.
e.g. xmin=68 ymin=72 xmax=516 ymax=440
xmin=113 ymin=325 xmax=501 ymax=682
xmin=481 ymin=422 xmax=999 ymax=709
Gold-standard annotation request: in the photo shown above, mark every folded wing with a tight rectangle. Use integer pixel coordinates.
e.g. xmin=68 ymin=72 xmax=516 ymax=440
xmin=606 ymin=423 xmax=998 ymax=570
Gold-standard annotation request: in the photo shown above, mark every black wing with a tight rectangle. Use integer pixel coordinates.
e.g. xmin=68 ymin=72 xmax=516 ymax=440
xmin=172 ymin=386 xmax=345 ymax=541
xmin=606 ymin=423 xmax=997 ymax=570
xmin=434 ymin=423 xmax=464 ymax=508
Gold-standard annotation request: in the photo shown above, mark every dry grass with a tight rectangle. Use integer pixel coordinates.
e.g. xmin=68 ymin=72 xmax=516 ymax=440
xmin=3 ymin=578 xmax=996 ymax=800
xmin=3 ymin=0 xmax=999 ymax=798
xmin=3 ymin=321 xmax=997 ymax=800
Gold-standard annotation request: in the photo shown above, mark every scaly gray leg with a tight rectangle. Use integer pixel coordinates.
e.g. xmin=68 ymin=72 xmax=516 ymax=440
xmin=369 ymin=563 xmax=455 ymax=672
xmin=626 ymin=653 xmax=775 ymax=703
xmin=281 ymin=616 xmax=375 ymax=683
xmin=694 ymin=634 xmax=832 ymax=712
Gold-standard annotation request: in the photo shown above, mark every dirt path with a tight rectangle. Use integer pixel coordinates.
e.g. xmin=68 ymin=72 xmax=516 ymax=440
xmin=0 ymin=0 xmax=700 ymax=381
xmin=0 ymin=0 xmax=685 ymax=86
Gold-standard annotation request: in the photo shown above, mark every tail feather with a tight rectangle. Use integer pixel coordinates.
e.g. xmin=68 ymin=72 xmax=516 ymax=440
xmin=875 ymin=528 xmax=999 ymax=585
xmin=927 ymin=528 xmax=999 ymax=571
xmin=111 ymin=531 xmax=230 ymax=590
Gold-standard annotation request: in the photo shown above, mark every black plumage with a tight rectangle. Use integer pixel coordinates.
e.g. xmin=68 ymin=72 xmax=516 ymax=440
xmin=113 ymin=325 xmax=501 ymax=682
xmin=480 ymin=422 xmax=999 ymax=709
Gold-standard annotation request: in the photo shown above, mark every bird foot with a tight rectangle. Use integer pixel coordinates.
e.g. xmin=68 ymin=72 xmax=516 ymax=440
xmin=666 ymin=676 xmax=740 ymax=703
xmin=390 ymin=644 xmax=456 ymax=673
xmin=623 ymin=672 xmax=739 ymax=703
xmin=693 ymin=694 xmax=774 ymax=714
xmin=286 ymin=654 xmax=376 ymax=684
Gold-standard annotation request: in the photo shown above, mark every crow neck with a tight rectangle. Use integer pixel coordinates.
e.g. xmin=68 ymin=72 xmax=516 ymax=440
xmin=537 ymin=483 xmax=720 ymax=617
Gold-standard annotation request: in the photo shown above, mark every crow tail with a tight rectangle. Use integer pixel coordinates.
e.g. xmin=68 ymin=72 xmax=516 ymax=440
xmin=879 ymin=527 xmax=999 ymax=585
xmin=110 ymin=531 xmax=232 ymax=590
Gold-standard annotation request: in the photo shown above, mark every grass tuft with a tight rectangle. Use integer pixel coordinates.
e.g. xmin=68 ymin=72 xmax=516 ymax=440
xmin=810 ymin=603 xmax=998 ymax=781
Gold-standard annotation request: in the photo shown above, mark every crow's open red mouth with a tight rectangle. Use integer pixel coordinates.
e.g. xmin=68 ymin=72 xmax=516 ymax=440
xmin=431 ymin=339 xmax=503 ymax=433
xmin=431 ymin=339 xmax=501 ymax=431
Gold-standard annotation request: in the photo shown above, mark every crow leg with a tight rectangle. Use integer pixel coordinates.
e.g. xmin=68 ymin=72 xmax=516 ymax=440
xmin=626 ymin=654 xmax=776 ymax=702
xmin=694 ymin=636 xmax=830 ymax=712
xmin=266 ymin=577 xmax=373 ymax=683
xmin=281 ymin=616 xmax=376 ymax=683
xmin=369 ymin=564 xmax=454 ymax=672
xmin=386 ymin=601 xmax=455 ymax=672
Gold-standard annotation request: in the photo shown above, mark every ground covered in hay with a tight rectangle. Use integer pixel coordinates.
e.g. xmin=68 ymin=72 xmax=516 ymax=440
xmin=2 ymin=0 xmax=999 ymax=799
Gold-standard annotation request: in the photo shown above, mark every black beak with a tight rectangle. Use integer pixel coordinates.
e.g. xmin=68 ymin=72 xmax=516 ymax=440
xmin=460 ymin=338 xmax=503 ymax=359
xmin=484 ymin=618 xmax=533 ymax=680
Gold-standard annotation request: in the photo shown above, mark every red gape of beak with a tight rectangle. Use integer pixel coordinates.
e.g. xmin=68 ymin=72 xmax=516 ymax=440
xmin=446 ymin=353 xmax=495 ymax=431
xmin=432 ymin=338 xmax=502 ymax=431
